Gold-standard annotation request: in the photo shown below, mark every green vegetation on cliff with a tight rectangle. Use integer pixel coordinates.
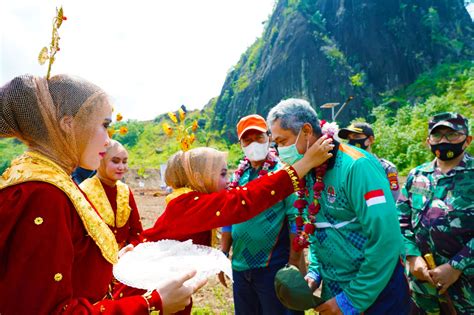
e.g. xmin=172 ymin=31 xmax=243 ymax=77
xmin=371 ymin=61 xmax=474 ymax=175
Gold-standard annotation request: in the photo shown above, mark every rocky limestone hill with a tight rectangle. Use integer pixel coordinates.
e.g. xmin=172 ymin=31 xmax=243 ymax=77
xmin=210 ymin=0 xmax=474 ymax=141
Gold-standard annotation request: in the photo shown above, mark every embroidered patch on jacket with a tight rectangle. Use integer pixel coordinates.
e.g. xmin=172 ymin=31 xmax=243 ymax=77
xmin=327 ymin=185 xmax=336 ymax=204
xmin=364 ymin=189 xmax=386 ymax=207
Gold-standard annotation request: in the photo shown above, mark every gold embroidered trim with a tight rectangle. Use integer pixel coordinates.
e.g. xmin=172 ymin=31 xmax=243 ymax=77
xmin=284 ymin=166 xmax=300 ymax=192
xmin=80 ymin=176 xmax=131 ymax=228
xmin=0 ymin=152 xmax=118 ymax=264
xmin=165 ymin=187 xmax=194 ymax=204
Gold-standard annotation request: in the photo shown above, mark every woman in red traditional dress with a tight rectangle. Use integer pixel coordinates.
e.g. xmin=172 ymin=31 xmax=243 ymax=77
xmin=113 ymin=142 xmax=334 ymax=313
xmin=80 ymin=140 xmax=144 ymax=250
xmin=0 ymin=74 xmax=204 ymax=315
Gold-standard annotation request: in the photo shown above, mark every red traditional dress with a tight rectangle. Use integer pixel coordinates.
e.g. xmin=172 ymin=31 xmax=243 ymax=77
xmin=0 ymin=152 xmax=162 ymax=315
xmin=113 ymin=164 xmax=301 ymax=313
xmin=80 ymin=175 xmax=144 ymax=249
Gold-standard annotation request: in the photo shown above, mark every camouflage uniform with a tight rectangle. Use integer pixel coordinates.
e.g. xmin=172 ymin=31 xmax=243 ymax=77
xmin=397 ymin=112 xmax=473 ymax=315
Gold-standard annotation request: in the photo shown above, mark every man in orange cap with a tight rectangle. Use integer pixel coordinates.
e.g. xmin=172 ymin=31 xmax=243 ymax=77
xmin=220 ymin=114 xmax=304 ymax=315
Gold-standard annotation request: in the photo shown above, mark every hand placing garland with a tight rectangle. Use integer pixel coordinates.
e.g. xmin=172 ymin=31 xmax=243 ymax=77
xmin=292 ymin=120 xmax=339 ymax=251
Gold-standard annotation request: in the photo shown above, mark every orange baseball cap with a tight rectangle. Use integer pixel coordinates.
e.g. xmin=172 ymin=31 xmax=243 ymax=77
xmin=236 ymin=114 xmax=268 ymax=140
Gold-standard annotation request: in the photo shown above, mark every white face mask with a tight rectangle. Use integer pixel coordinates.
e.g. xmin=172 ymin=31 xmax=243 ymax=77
xmin=242 ymin=141 xmax=269 ymax=161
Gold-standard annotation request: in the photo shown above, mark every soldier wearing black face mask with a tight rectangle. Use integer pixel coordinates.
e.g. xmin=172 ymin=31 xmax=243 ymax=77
xmin=427 ymin=113 xmax=471 ymax=163
xmin=338 ymin=122 xmax=400 ymax=201
xmin=397 ymin=113 xmax=473 ymax=314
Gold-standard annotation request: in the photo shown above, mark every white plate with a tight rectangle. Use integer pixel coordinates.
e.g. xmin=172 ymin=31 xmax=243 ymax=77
xmin=113 ymin=240 xmax=232 ymax=290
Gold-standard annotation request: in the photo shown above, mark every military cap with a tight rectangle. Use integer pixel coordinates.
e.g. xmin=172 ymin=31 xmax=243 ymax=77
xmin=428 ymin=112 xmax=469 ymax=135
xmin=338 ymin=122 xmax=374 ymax=139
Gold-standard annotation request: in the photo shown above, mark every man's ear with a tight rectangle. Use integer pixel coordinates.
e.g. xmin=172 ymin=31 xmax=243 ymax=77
xmin=425 ymin=137 xmax=431 ymax=148
xmin=59 ymin=116 xmax=74 ymax=133
xmin=464 ymin=135 xmax=472 ymax=149
xmin=302 ymin=123 xmax=313 ymax=137
xmin=367 ymin=136 xmax=375 ymax=145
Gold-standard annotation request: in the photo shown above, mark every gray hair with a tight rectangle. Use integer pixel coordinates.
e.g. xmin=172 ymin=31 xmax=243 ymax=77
xmin=266 ymin=98 xmax=321 ymax=135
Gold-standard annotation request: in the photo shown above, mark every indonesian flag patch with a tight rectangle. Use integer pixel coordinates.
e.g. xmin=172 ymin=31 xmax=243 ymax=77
xmin=364 ymin=189 xmax=386 ymax=207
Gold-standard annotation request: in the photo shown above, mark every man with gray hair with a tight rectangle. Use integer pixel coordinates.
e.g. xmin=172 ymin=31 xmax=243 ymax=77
xmin=267 ymin=98 xmax=410 ymax=314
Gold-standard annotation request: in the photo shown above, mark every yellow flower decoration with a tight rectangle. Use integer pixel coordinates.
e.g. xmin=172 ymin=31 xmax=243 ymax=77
xmin=168 ymin=112 xmax=178 ymax=124
xmin=108 ymin=128 xmax=116 ymax=138
xmin=162 ymin=107 xmax=199 ymax=152
xmin=107 ymin=112 xmax=128 ymax=139
xmin=178 ymin=108 xmax=186 ymax=122
xmin=180 ymin=138 xmax=190 ymax=151
xmin=119 ymin=126 xmax=128 ymax=135
xmin=163 ymin=123 xmax=173 ymax=136
xmin=38 ymin=6 xmax=67 ymax=79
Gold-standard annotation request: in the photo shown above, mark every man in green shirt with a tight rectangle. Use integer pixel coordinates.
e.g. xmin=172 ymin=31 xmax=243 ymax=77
xmin=397 ymin=112 xmax=473 ymax=314
xmin=267 ymin=98 xmax=410 ymax=314
xmin=221 ymin=114 xmax=304 ymax=315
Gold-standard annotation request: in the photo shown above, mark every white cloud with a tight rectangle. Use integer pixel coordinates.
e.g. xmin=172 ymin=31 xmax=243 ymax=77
xmin=1 ymin=0 xmax=275 ymax=120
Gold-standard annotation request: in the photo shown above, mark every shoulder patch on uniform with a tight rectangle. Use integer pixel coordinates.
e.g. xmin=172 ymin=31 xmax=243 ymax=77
xmin=388 ymin=173 xmax=399 ymax=190
xmin=339 ymin=143 xmax=364 ymax=160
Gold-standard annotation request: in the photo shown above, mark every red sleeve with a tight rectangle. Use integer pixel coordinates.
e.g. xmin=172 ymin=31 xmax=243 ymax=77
xmin=0 ymin=182 xmax=162 ymax=315
xmin=127 ymin=189 xmax=144 ymax=246
xmin=143 ymin=167 xmax=298 ymax=241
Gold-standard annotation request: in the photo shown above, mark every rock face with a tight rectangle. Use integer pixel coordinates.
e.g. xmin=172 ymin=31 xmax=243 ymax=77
xmin=211 ymin=0 xmax=473 ymax=141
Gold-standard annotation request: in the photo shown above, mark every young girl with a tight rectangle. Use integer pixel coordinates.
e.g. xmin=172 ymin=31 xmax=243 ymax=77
xmin=113 ymin=144 xmax=334 ymax=312
xmin=0 ymin=74 xmax=204 ymax=314
xmin=80 ymin=140 xmax=143 ymax=249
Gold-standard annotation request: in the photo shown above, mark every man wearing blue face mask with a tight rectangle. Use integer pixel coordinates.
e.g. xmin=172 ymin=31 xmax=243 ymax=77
xmin=220 ymin=114 xmax=305 ymax=315
xmin=267 ymin=99 xmax=410 ymax=315
xmin=338 ymin=122 xmax=400 ymax=201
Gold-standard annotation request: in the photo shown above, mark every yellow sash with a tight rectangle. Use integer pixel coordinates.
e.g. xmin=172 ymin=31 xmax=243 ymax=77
xmin=0 ymin=152 xmax=118 ymax=264
xmin=165 ymin=187 xmax=194 ymax=204
xmin=80 ymin=176 xmax=132 ymax=228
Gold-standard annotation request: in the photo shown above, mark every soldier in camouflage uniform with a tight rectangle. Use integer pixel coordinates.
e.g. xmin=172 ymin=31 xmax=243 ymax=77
xmin=397 ymin=112 xmax=473 ymax=314
xmin=338 ymin=122 xmax=400 ymax=201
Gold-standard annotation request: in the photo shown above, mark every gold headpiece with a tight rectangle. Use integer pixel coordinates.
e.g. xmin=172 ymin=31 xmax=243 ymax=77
xmin=162 ymin=105 xmax=199 ymax=151
xmin=38 ymin=6 xmax=67 ymax=79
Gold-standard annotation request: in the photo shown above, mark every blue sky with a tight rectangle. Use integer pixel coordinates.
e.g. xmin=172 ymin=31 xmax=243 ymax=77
xmin=1 ymin=0 xmax=276 ymax=120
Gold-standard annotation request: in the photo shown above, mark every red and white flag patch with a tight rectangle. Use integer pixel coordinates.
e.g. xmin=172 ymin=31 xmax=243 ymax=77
xmin=364 ymin=189 xmax=386 ymax=207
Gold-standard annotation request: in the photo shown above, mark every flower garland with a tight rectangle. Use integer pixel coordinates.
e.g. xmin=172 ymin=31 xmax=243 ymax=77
xmin=292 ymin=120 xmax=339 ymax=251
xmin=229 ymin=148 xmax=279 ymax=189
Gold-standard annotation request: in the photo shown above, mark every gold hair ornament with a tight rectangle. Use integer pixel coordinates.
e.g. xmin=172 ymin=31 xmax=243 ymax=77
xmin=38 ymin=6 xmax=67 ymax=79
